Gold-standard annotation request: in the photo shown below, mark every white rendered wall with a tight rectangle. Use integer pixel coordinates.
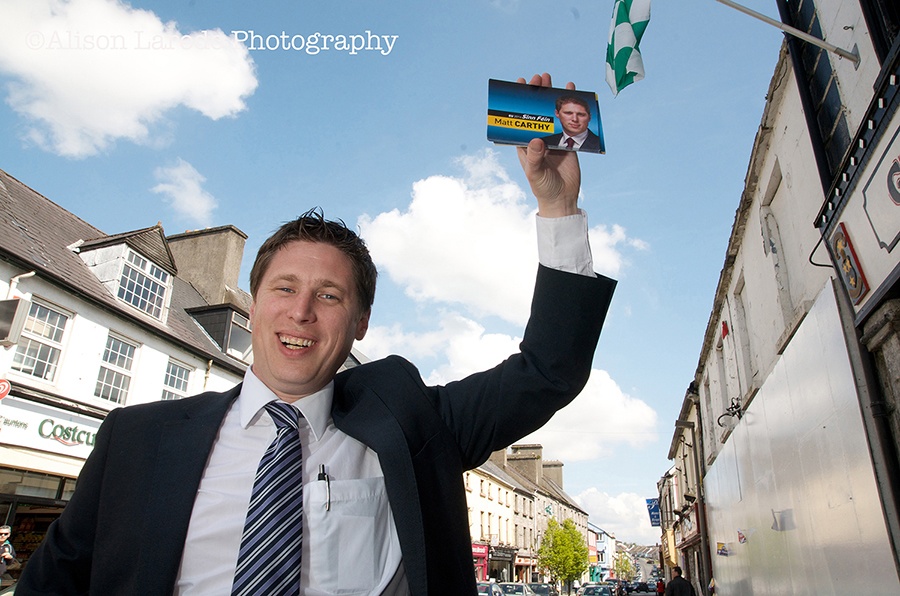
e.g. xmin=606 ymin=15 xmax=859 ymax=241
xmin=704 ymin=281 xmax=898 ymax=594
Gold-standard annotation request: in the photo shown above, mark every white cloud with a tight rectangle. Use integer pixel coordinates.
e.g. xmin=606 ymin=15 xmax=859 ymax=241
xmin=576 ymin=488 xmax=661 ymax=546
xmin=151 ymin=158 xmax=217 ymax=226
xmin=357 ymin=149 xmax=657 ymax=463
xmin=357 ymin=152 xmax=660 ymax=535
xmin=522 ymin=368 xmax=658 ymax=462
xmin=361 ymin=317 xmax=659 ymax=459
xmin=0 ymin=0 xmax=257 ymax=157
xmin=359 ymin=149 xmax=638 ymax=327
xmin=360 ymin=310 xmax=521 ymax=385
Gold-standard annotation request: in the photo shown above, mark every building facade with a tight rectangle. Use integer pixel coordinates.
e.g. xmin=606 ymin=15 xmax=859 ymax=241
xmin=0 ymin=167 xmax=255 ymax=574
xmin=464 ymin=444 xmax=589 ymax=584
xmin=587 ymin=522 xmax=616 ymax=582
xmin=660 ymin=1 xmax=900 ymax=594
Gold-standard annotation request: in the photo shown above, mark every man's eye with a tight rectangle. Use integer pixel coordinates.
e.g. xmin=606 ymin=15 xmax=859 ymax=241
xmin=319 ymin=293 xmax=339 ymax=301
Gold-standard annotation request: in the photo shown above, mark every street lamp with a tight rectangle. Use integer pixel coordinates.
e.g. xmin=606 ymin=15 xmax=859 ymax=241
xmin=716 ymin=397 xmax=743 ymax=427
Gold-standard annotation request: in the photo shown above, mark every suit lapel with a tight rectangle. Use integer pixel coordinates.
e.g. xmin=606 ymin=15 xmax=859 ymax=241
xmin=139 ymin=385 xmax=240 ymax=591
xmin=332 ymin=383 xmax=428 ymax=596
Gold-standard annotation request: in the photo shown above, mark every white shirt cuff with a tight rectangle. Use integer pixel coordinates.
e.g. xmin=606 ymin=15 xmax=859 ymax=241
xmin=536 ymin=210 xmax=595 ymax=277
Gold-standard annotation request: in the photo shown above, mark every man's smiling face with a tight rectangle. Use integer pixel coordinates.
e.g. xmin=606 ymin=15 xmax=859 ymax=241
xmin=556 ymin=101 xmax=590 ymax=137
xmin=249 ymin=240 xmax=370 ymax=402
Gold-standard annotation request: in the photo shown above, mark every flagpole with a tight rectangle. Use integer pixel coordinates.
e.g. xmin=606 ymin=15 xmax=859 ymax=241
xmin=715 ymin=0 xmax=859 ymax=65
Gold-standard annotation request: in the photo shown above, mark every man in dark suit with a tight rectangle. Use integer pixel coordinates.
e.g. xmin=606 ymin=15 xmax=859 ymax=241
xmin=542 ymin=94 xmax=603 ymax=152
xmin=17 ymin=73 xmax=616 ymax=595
xmin=665 ymin=566 xmax=696 ymax=596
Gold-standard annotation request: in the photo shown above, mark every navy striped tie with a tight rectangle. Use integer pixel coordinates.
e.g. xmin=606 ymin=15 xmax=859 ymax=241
xmin=232 ymin=400 xmax=303 ymax=596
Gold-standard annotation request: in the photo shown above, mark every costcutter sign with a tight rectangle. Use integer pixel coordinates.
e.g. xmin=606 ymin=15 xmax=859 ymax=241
xmin=0 ymin=395 xmax=101 ymax=459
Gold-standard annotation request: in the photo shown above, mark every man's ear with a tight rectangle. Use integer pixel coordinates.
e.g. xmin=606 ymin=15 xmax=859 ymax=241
xmin=355 ymin=309 xmax=370 ymax=341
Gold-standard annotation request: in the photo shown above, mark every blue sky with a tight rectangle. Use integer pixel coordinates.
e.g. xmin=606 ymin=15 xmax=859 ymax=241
xmin=0 ymin=0 xmax=784 ymax=545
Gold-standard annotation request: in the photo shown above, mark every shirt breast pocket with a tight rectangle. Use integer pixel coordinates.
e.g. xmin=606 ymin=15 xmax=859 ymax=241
xmin=305 ymin=476 xmax=399 ymax=594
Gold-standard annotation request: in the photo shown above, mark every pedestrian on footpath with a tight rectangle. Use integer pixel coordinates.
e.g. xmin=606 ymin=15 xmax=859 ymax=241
xmin=665 ymin=567 xmax=695 ymax=596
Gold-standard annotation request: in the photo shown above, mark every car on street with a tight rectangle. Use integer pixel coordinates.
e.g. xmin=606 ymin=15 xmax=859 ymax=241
xmin=528 ymin=583 xmax=559 ymax=596
xmin=478 ymin=582 xmax=505 ymax=596
xmin=498 ymin=583 xmax=536 ymax=595
xmin=580 ymin=586 xmax=613 ymax=596
xmin=633 ymin=581 xmax=650 ymax=593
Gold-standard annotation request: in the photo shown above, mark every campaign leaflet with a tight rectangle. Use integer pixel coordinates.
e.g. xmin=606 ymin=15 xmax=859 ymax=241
xmin=487 ymin=79 xmax=605 ymax=154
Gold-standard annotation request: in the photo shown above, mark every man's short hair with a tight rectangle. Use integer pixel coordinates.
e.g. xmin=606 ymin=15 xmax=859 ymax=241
xmin=555 ymin=95 xmax=591 ymax=115
xmin=672 ymin=566 xmax=683 ymax=576
xmin=249 ymin=208 xmax=378 ymax=310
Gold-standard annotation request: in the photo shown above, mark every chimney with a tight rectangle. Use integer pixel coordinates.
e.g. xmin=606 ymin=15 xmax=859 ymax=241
xmin=167 ymin=226 xmax=247 ymax=306
xmin=543 ymin=460 xmax=564 ymax=489
xmin=507 ymin=444 xmax=543 ymax=485
xmin=489 ymin=449 xmax=507 ymax=467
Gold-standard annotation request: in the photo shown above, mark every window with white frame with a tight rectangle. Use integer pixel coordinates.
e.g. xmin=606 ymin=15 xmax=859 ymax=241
xmin=227 ymin=312 xmax=252 ymax=360
xmin=117 ymin=250 xmax=169 ymax=319
xmin=11 ymin=301 xmax=70 ymax=382
xmin=161 ymin=359 xmax=191 ymax=401
xmin=94 ymin=334 xmax=137 ymax=404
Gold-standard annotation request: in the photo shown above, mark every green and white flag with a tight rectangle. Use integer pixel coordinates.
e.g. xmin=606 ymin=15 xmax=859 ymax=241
xmin=606 ymin=0 xmax=651 ymax=96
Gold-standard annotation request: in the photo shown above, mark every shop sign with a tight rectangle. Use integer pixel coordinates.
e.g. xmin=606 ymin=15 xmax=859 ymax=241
xmin=862 ymin=125 xmax=900 ymax=253
xmin=0 ymin=396 xmax=101 ymax=459
xmin=472 ymin=543 xmax=489 ymax=558
xmin=831 ymin=223 xmax=869 ymax=305
xmin=646 ymin=498 xmax=661 ymax=527
xmin=515 ymin=555 xmax=534 ymax=566
xmin=489 ymin=546 xmax=515 ymax=562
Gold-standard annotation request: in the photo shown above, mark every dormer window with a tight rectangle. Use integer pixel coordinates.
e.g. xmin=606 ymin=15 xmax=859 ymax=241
xmin=188 ymin=305 xmax=252 ymax=362
xmin=227 ymin=312 xmax=252 ymax=360
xmin=118 ymin=250 xmax=169 ymax=319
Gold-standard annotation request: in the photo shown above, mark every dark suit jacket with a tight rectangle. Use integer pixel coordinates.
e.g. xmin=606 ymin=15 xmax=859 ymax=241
xmin=665 ymin=576 xmax=696 ymax=596
xmin=17 ymin=266 xmax=615 ymax=596
xmin=542 ymin=130 xmax=602 ymax=152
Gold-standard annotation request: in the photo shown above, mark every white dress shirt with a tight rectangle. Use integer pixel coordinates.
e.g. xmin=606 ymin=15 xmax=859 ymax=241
xmin=557 ymin=130 xmax=589 ymax=150
xmin=175 ymin=212 xmax=594 ymax=594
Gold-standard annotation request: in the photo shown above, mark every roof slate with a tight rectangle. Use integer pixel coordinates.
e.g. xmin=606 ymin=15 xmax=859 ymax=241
xmin=0 ymin=168 xmax=246 ymax=374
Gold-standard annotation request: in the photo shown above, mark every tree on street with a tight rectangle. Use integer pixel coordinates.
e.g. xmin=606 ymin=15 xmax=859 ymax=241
xmin=613 ymin=551 xmax=635 ymax=581
xmin=537 ymin=519 xmax=589 ymax=587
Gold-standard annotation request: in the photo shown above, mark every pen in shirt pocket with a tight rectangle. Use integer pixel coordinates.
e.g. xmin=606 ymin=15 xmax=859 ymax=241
xmin=317 ymin=464 xmax=331 ymax=511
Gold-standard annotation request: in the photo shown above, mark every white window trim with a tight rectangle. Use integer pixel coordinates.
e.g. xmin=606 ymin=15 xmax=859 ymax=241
xmin=116 ymin=248 xmax=172 ymax=321
xmin=94 ymin=332 xmax=140 ymax=405
xmin=161 ymin=358 xmax=193 ymax=401
xmin=9 ymin=297 xmax=73 ymax=385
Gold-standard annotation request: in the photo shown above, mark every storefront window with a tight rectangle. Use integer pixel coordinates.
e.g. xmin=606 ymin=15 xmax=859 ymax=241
xmin=62 ymin=478 xmax=77 ymax=501
xmin=0 ymin=469 xmax=66 ymax=500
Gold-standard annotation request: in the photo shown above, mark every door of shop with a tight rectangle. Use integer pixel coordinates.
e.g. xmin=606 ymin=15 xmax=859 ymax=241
xmin=0 ymin=466 xmax=76 ymax=587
